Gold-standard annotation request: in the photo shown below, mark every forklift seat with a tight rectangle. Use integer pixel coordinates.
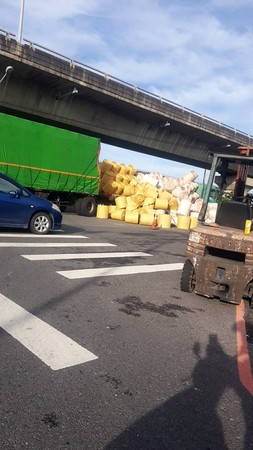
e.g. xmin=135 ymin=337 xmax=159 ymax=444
xmin=215 ymin=200 xmax=252 ymax=229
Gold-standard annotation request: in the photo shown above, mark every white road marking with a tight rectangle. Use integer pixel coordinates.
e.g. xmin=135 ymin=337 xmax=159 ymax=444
xmin=57 ymin=263 xmax=184 ymax=279
xmin=0 ymin=233 xmax=87 ymax=238
xmin=0 ymin=293 xmax=97 ymax=370
xmin=0 ymin=242 xmax=116 ymax=247
xmin=21 ymin=251 xmax=152 ymax=261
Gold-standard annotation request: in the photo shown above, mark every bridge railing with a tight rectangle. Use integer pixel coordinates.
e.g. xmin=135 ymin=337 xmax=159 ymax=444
xmin=0 ymin=28 xmax=252 ymax=142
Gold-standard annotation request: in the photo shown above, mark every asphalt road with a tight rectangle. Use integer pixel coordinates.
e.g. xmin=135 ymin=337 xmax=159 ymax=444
xmin=0 ymin=211 xmax=253 ymax=450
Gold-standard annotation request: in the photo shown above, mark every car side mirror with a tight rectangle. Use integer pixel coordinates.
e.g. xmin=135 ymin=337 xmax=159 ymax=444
xmin=9 ymin=189 xmax=21 ymax=199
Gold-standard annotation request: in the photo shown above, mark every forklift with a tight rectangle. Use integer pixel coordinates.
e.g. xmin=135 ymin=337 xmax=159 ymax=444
xmin=180 ymin=146 xmax=253 ymax=306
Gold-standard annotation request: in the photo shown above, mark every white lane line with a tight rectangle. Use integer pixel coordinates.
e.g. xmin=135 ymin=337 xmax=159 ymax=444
xmin=22 ymin=251 xmax=152 ymax=261
xmin=0 ymin=233 xmax=87 ymax=238
xmin=0 ymin=293 xmax=97 ymax=370
xmin=0 ymin=242 xmax=116 ymax=248
xmin=57 ymin=263 xmax=184 ymax=279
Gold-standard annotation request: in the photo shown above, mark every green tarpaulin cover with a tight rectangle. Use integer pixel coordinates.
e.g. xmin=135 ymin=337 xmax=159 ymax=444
xmin=0 ymin=113 xmax=100 ymax=194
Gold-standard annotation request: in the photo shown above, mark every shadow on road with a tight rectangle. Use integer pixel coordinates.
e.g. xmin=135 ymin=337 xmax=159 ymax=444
xmin=104 ymin=333 xmax=253 ymax=450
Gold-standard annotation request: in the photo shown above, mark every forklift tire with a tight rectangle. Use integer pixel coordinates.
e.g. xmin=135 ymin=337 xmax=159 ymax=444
xmin=180 ymin=259 xmax=196 ymax=293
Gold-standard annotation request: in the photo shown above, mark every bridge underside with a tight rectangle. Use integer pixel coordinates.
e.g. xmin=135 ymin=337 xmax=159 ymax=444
xmin=0 ymin=34 xmax=252 ymax=173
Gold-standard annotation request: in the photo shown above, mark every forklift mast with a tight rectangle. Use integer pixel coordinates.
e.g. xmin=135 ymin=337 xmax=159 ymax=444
xmin=198 ymin=146 xmax=253 ymax=223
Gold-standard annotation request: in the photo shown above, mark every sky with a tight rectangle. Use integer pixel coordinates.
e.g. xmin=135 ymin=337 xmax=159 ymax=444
xmin=1 ymin=0 xmax=253 ymax=181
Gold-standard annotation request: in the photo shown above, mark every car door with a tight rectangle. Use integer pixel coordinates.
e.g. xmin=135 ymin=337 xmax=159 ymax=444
xmin=0 ymin=177 xmax=32 ymax=226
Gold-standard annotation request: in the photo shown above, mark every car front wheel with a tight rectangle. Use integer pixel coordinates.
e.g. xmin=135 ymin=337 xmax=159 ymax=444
xmin=29 ymin=212 xmax=52 ymax=234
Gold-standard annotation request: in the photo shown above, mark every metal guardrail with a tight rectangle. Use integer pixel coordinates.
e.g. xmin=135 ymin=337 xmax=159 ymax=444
xmin=0 ymin=28 xmax=252 ymax=140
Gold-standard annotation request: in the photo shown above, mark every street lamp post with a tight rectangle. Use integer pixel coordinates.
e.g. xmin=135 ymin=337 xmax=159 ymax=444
xmin=17 ymin=0 xmax=25 ymax=43
xmin=0 ymin=66 xmax=14 ymax=84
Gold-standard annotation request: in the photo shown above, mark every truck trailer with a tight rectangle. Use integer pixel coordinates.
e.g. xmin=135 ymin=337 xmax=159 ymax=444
xmin=0 ymin=112 xmax=103 ymax=215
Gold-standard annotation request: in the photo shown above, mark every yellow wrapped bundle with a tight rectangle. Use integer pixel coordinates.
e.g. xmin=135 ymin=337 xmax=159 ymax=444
xmin=96 ymin=205 xmax=109 ymax=219
xmin=116 ymin=173 xmax=124 ymax=182
xmin=119 ymin=164 xmax=128 ymax=175
xmin=143 ymin=197 xmax=155 ymax=208
xmin=101 ymin=171 xmax=115 ymax=184
xmin=158 ymin=190 xmax=172 ymax=200
xmin=100 ymin=159 xmax=113 ymax=173
xmin=111 ymin=209 xmax=126 ymax=220
xmin=177 ymin=216 xmax=191 ymax=230
xmin=139 ymin=212 xmax=155 ymax=226
xmin=125 ymin=211 xmax=139 ymax=224
xmin=158 ymin=214 xmax=171 ymax=228
xmin=155 ymin=198 xmax=169 ymax=210
xmin=190 ymin=216 xmax=199 ymax=229
xmin=126 ymin=205 xmax=137 ymax=212
xmin=128 ymin=165 xmax=136 ymax=176
xmin=102 ymin=181 xmax=118 ymax=194
xmin=123 ymin=185 xmax=136 ymax=196
xmin=130 ymin=178 xmax=138 ymax=186
xmin=131 ymin=194 xmax=145 ymax=206
xmin=115 ymin=196 xmax=127 ymax=209
xmin=110 ymin=162 xmax=121 ymax=173
xmin=108 ymin=205 xmax=117 ymax=217
xmin=168 ymin=197 xmax=179 ymax=210
xmin=126 ymin=196 xmax=137 ymax=207
xmin=114 ymin=185 xmax=124 ymax=195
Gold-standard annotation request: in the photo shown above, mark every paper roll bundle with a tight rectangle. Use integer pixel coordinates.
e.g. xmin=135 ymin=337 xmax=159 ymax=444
xmin=158 ymin=214 xmax=171 ymax=228
xmin=182 ymin=170 xmax=198 ymax=184
xmin=131 ymin=194 xmax=145 ymax=205
xmin=110 ymin=162 xmax=121 ymax=173
xmin=168 ymin=198 xmax=179 ymax=210
xmin=139 ymin=212 xmax=155 ymax=226
xmin=158 ymin=190 xmax=172 ymax=200
xmin=125 ymin=211 xmax=139 ymax=224
xmin=177 ymin=215 xmax=191 ymax=230
xmin=128 ymin=165 xmax=136 ymax=176
xmin=102 ymin=181 xmax=118 ymax=194
xmin=115 ymin=196 xmax=127 ymax=209
xmin=100 ymin=159 xmax=113 ymax=173
xmin=96 ymin=204 xmax=109 ymax=219
xmin=190 ymin=216 xmax=199 ymax=228
xmin=177 ymin=199 xmax=192 ymax=216
xmin=114 ymin=182 xmax=124 ymax=195
xmin=144 ymin=188 xmax=158 ymax=199
xmin=111 ymin=209 xmax=126 ymax=220
xmin=130 ymin=178 xmax=138 ymax=186
xmin=101 ymin=171 xmax=115 ymax=184
xmin=108 ymin=205 xmax=117 ymax=216
xmin=115 ymin=173 xmax=124 ymax=182
xmin=123 ymin=185 xmax=136 ymax=196
xmin=155 ymin=198 xmax=169 ymax=210
xmin=119 ymin=165 xmax=128 ymax=175
xmin=143 ymin=197 xmax=155 ymax=207
xmin=126 ymin=196 xmax=137 ymax=207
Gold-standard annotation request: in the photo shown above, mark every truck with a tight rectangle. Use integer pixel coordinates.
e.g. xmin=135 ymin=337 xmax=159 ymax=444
xmin=180 ymin=146 xmax=253 ymax=307
xmin=0 ymin=112 xmax=104 ymax=215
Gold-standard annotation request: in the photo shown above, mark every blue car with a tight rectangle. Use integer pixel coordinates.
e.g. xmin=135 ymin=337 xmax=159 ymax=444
xmin=0 ymin=172 xmax=62 ymax=234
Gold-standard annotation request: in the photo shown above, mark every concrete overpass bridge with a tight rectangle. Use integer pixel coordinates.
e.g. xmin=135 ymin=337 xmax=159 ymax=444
xmin=0 ymin=30 xmax=253 ymax=173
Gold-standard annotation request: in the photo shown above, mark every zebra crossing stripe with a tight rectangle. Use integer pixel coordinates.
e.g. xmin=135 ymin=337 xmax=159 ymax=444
xmin=0 ymin=242 xmax=116 ymax=247
xmin=57 ymin=263 xmax=184 ymax=279
xmin=21 ymin=251 xmax=152 ymax=261
xmin=0 ymin=233 xmax=87 ymax=238
xmin=0 ymin=293 xmax=97 ymax=370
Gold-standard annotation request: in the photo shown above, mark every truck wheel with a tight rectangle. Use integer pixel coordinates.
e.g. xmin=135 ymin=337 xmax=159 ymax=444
xmin=29 ymin=212 xmax=51 ymax=234
xmin=180 ymin=259 xmax=196 ymax=292
xmin=79 ymin=197 xmax=97 ymax=217
xmin=74 ymin=198 xmax=82 ymax=215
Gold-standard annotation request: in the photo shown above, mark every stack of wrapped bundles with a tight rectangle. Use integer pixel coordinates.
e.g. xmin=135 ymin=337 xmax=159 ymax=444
xmin=98 ymin=159 xmax=207 ymax=229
